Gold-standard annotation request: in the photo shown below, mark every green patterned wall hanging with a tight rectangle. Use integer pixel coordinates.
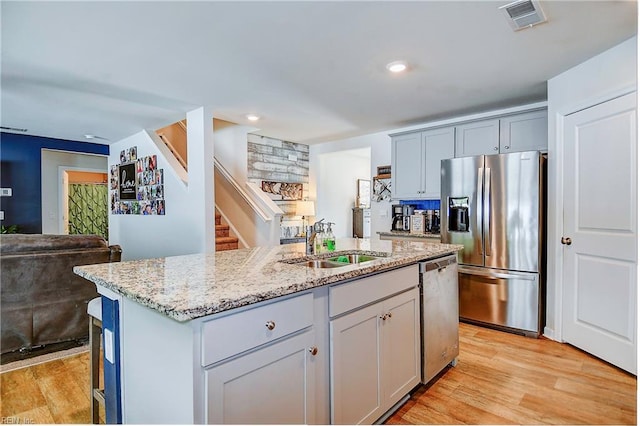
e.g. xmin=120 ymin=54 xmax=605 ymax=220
xmin=68 ymin=183 xmax=109 ymax=240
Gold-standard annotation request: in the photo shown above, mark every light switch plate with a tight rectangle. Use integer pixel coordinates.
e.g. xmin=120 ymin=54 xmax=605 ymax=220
xmin=0 ymin=211 xmax=4 ymax=220
xmin=104 ymin=328 xmax=114 ymax=364
xmin=0 ymin=188 xmax=12 ymax=197
xmin=288 ymin=154 xmax=298 ymax=162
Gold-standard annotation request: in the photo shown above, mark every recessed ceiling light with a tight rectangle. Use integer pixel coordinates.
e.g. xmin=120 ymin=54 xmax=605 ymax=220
xmin=386 ymin=61 xmax=408 ymax=73
xmin=246 ymin=114 xmax=261 ymax=122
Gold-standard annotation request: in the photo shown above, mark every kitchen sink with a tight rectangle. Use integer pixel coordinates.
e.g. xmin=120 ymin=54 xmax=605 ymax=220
xmin=302 ymin=260 xmax=347 ymax=268
xmin=326 ymin=254 xmax=379 ymax=264
xmin=282 ymin=251 xmax=386 ymax=268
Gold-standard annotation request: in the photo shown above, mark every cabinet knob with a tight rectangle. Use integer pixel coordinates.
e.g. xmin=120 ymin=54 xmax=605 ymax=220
xmin=380 ymin=314 xmax=387 ymax=321
xmin=265 ymin=320 xmax=276 ymax=330
xmin=309 ymin=346 xmax=319 ymax=356
xmin=387 ymin=312 xmax=392 ymax=319
xmin=504 ymin=145 xmax=510 ymax=150
xmin=494 ymin=146 xmax=499 ymax=151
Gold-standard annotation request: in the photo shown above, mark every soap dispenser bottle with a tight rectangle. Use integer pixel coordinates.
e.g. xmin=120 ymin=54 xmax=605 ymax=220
xmin=326 ymin=222 xmax=336 ymax=252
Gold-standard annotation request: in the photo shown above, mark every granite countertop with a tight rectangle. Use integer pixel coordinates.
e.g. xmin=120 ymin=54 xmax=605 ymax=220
xmin=378 ymin=231 xmax=441 ymax=239
xmin=74 ymin=238 xmax=461 ymax=322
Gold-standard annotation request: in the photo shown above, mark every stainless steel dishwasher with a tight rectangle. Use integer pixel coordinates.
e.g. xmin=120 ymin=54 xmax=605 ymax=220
xmin=419 ymin=254 xmax=459 ymax=384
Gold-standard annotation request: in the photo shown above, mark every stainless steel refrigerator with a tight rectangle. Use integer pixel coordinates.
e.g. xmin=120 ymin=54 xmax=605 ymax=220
xmin=440 ymin=150 xmax=546 ymax=336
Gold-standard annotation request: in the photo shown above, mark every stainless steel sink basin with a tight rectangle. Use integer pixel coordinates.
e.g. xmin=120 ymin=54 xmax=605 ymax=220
xmin=326 ymin=254 xmax=379 ymax=264
xmin=282 ymin=252 xmax=386 ymax=268
xmin=303 ymin=260 xmax=347 ymax=268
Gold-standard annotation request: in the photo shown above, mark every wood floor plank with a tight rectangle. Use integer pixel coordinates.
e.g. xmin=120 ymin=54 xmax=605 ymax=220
xmin=520 ymin=388 xmax=636 ymax=425
xmin=6 ymin=405 xmax=56 ymax=424
xmin=0 ymin=367 xmax=47 ymax=415
xmin=36 ymin=370 xmax=90 ymax=424
xmin=553 ymin=376 xmax=637 ymax=412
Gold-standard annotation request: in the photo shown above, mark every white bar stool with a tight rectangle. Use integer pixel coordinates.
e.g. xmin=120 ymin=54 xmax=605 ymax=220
xmin=87 ymin=297 xmax=105 ymax=424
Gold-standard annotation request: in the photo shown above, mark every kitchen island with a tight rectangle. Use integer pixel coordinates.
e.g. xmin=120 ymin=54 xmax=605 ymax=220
xmin=75 ymin=238 xmax=461 ymax=424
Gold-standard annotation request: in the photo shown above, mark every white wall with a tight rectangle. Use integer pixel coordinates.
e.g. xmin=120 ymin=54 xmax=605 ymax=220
xmin=312 ymin=148 xmax=370 ymax=238
xmin=108 ymin=109 xmax=215 ymax=260
xmin=545 ymin=36 xmax=637 ymax=341
xmin=41 ymin=149 xmax=108 ymax=234
xmin=213 ymin=119 xmax=258 ymax=183
xmin=311 ymin=132 xmax=392 ymax=239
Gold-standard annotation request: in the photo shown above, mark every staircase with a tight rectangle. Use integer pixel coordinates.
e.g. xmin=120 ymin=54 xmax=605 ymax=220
xmin=215 ymin=212 xmax=239 ymax=251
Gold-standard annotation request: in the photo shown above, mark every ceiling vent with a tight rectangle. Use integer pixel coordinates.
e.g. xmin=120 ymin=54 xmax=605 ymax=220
xmin=499 ymin=0 xmax=547 ymax=31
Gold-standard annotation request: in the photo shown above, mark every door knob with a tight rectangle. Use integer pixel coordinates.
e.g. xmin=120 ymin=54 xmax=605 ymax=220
xmin=309 ymin=346 xmax=318 ymax=356
xmin=561 ymin=237 xmax=572 ymax=245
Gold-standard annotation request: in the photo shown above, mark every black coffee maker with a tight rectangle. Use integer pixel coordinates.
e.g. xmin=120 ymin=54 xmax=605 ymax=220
xmin=391 ymin=204 xmax=404 ymax=231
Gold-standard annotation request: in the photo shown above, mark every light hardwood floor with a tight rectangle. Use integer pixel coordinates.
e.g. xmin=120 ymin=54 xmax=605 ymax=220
xmin=0 ymin=350 xmax=104 ymax=424
xmin=387 ymin=323 xmax=637 ymax=424
xmin=1 ymin=323 xmax=636 ymax=424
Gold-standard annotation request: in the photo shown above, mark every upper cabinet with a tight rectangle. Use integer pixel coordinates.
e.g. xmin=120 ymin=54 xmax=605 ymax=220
xmin=499 ymin=109 xmax=548 ymax=153
xmin=455 ymin=109 xmax=548 ymax=157
xmin=392 ymin=127 xmax=455 ymax=200
xmin=391 ymin=106 xmax=547 ymax=199
xmin=392 ymin=132 xmax=423 ymax=200
xmin=454 ymin=119 xmax=500 ymax=157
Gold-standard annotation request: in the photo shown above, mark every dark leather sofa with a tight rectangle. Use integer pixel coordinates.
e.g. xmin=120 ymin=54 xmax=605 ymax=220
xmin=1 ymin=234 xmax=121 ymax=356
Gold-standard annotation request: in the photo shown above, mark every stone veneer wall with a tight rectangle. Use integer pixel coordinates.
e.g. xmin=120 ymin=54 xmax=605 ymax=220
xmin=247 ymin=134 xmax=310 ymax=238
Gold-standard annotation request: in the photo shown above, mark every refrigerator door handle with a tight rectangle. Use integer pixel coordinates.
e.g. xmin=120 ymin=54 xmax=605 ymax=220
xmin=458 ymin=266 xmax=536 ymax=281
xmin=476 ymin=167 xmax=484 ymax=256
xmin=484 ymin=167 xmax=491 ymax=257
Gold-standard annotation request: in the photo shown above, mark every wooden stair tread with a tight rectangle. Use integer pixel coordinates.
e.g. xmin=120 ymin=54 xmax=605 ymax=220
xmin=214 ymin=211 xmax=237 ymax=250
xmin=216 ymin=236 xmax=238 ymax=244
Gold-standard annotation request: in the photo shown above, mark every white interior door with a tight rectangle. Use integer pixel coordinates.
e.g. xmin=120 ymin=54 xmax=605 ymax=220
xmin=562 ymin=91 xmax=637 ymax=374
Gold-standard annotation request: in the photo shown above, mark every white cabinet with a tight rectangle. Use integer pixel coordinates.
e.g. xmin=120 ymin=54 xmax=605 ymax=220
xmin=392 ymin=127 xmax=455 ymax=200
xmin=205 ymin=329 xmax=317 ymax=424
xmin=329 ymin=266 xmax=420 ymax=425
xmin=455 ymin=119 xmax=500 ymax=157
xmin=499 ymin=109 xmax=548 ymax=153
xmin=455 ymin=110 xmax=547 ymax=157
xmin=202 ymin=292 xmax=318 ymax=424
xmin=391 ymin=132 xmax=423 ymax=199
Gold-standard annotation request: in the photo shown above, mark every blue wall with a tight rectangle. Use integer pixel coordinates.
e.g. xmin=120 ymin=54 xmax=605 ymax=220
xmin=0 ymin=133 xmax=109 ymax=233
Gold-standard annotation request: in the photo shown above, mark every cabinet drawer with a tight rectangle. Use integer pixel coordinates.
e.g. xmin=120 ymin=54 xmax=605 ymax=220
xmin=201 ymin=292 xmax=313 ymax=366
xmin=329 ymin=265 xmax=417 ymax=318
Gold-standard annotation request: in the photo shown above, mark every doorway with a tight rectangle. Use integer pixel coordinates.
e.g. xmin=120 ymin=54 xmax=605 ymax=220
xmin=41 ymin=149 xmax=108 ymax=236
xmin=315 ymin=148 xmax=371 ymax=238
xmin=560 ymin=91 xmax=637 ymax=374
xmin=63 ymin=170 xmax=109 ymax=239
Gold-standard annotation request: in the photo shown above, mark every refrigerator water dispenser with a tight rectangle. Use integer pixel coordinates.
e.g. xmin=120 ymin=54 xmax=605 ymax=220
xmin=448 ymin=197 xmax=469 ymax=232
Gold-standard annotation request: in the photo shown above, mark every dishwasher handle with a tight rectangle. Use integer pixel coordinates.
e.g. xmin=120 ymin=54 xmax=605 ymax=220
xmin=419 ymin=256 xmax=457 ymax=273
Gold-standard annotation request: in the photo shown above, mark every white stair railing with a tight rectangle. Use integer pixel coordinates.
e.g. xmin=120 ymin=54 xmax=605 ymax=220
xmin=214 ymin=158 xmax=283 ymax=247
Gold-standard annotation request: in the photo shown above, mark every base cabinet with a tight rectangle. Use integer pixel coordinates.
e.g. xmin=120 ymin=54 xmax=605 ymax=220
xmin=205 ymin=329 xmax=317 ymax=424
xmin=330 ymin=288 xmax=420 ymax=425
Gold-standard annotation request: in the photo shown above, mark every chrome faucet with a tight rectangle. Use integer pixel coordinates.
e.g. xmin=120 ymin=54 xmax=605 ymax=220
xmin=305 ymin=219 xmax=324 ymax=255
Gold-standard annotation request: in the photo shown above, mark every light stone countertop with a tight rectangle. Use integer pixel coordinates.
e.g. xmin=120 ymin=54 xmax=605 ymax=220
xmin=74 ymin=238 xmax=461 ymax=322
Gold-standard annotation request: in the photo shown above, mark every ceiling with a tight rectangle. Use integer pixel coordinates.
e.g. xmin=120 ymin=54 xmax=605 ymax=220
xmin=1 ymin=1 xmax=637 ymax=146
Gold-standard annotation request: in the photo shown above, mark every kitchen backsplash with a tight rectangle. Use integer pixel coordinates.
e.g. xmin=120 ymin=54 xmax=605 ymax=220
xmin=400 ymin=199 xmax=440 ymax=211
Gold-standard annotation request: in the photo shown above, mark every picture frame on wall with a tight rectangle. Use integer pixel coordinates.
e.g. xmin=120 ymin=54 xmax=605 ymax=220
xmin=118 ymin=163 xmax=137 ymax=200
